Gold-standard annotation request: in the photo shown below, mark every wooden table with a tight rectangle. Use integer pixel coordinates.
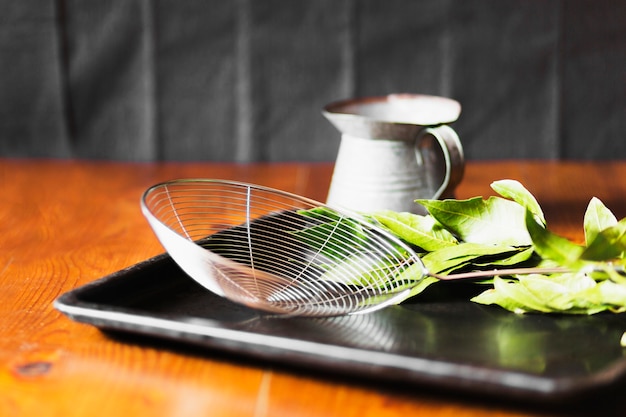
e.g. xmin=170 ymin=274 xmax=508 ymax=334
xmin=1 ymin=159 xmax=625 ymax=417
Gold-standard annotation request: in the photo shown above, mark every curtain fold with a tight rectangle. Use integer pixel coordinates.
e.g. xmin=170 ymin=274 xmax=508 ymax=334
xmin=61 ymin=0 xmax=156 ymax=160
xmin=154 ymin=0 xmax=237 ymax=161
xmin=561 ymin=0 xmax=626 ymax=159
xmin=0 ymin=0 xmax=69 ymax=157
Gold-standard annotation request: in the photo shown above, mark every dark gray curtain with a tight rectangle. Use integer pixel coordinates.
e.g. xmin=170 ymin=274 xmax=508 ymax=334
xmin=0 ymin=0 xmax=624 ymax=161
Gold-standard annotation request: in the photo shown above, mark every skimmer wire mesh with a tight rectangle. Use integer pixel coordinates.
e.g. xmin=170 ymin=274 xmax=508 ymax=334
xmin=141 ymin=179 xmax=424 ymax=316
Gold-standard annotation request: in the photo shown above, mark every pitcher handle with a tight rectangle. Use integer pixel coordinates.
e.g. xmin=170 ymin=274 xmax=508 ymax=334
xmin=417 ymin=124 xmax=465 ymax=200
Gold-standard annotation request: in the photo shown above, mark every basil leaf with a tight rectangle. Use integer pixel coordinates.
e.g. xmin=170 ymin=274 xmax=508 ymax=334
xmin=479 ymin=276 xmax=554 ymax=314
xmin=525 ymin=210 xmax=585 ymax=267
xmin=416 ymin=196 xmax=531 ymax=246
xmin=519 ymin=274 xmax=597 ymax=312
xmin=581 ymin=218 xmax=626 ymax=261
xmin=393 ymin=262 xmax=440 ymax=300
xmin=472 ymin=274 xmax=610 ymax=315
xmin=370 ymin=210 xmax=458 ymax=251
xmin=319 ymin=253 xmax=403 ymax=287
xmin=592 ymin=280 xmax=626 ymax=312
xmin=597 ymin=261 xmax=626 ymax=285
xmin=491 ymin=179 xmax=545 ymax=225
xmin=421 ymin=242 xmax=525 ymax=274
xmin=404 ymin=276 xmax=440 ymax=300
xmin=319 ymin=255 xmax=438 ymax=304
xmin=295 ymin=208 xmax=368 ymax=261
xmin=471 ymin=283 xmax=527 ymax=313
xmin=474 ymin=247 xmax=536 ymax=267
xmin=583 ymin=197 xmax=618 ymax=246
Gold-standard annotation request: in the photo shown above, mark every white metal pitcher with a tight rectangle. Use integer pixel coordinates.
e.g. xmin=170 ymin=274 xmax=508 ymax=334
xmin=323 ymin=94 xmax=465 ymax=214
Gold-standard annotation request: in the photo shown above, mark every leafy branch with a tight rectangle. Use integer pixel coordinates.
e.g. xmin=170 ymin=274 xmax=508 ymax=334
xmin=294 ymin=177 xmax=625 ymax=332
xmin=370 ymin=180 xmax=626 ymax=316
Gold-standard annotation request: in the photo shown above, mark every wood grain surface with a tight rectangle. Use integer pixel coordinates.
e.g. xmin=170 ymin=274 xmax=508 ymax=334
xmin=1 ymin=159 xmax=625 ymax=417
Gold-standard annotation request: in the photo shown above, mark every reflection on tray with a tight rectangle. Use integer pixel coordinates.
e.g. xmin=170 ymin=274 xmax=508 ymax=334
xmin=172 ymin=280 xmax=626 ymax=379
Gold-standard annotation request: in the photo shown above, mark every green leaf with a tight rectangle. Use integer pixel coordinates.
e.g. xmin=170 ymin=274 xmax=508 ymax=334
xmin=298 ymin=206 xmax=344 ymax=222
xmin=392 ymin=262 xmax=440 ymax=301
xmin=518 ymin=274 xmax=596 ymax=312
xmin=472 ymin=276 xmax=552 ymax=314
xmin=474 ymin=247 xmax=536 ymax=267
xmin=471 ymin=285 xmax=526 ymax=313
xmin=370 ymin=210 xmax=458 ymax=251
xmin=581 ymin=218 xmax=626 ymax=262
xmin=491 ymin=179 xmax=545 ymax=225
xmin=593 ymin=280 xmax=626 ymax=312
xmin=319 ymin=253 xmax=401 ymax=287
xmin=420 ymin=242 xmax=526 ymax=274
xmin=416 ymin=196 xmax=531 ymax=246
xmin=583 ymin=197 xmax=617 ymax=246
xmin=525 ymin=210 xmax=585 ymax=267
xmin=295 ymin=207 xmax=368 ymax=261
xmin=595 ymin=260 xmax=626 ymax=284
xmin=472 ymin=274 xmax=611 ymax=315
xmin=320 ymin=256 xmax=439 ymax=305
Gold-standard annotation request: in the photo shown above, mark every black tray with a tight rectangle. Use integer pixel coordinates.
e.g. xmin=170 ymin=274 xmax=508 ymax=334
xmin=54 ymin=252 xmax=626 ymax=403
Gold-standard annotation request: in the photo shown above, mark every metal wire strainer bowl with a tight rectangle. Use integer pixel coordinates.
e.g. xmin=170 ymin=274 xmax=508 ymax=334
xmin=141 ymin=179 xmax=423 ymax=317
